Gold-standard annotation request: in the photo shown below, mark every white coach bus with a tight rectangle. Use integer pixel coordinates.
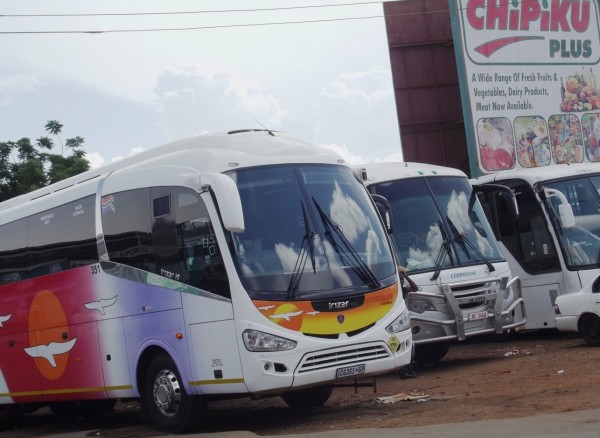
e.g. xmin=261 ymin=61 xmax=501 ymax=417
xmin=0 ymin=130 xmax=412 ymax=432
xmin=475 ymin=164 xmax=600 ymax=331
xmin=353 ymin=162 xmax=525 ymax=363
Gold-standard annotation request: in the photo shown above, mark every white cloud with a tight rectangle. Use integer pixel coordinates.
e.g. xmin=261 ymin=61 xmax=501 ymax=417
xmin=130 ymin=147 xmax=145 ymax=156
xmin=0 ymin=2 xmax=403 ymax=169
xmin=154 ymin=65 xmax=286 ymax=140
xmin=382 ymin=152 xmax=405 ymax=162
xmin=86 ymin=152 xmax=105 ymax=170
xmin=321 ymin=144 xmax=405 ymax=165
xmin=314 ymin=66 xmax=402 ymax=161
xmin=0 ymin=74 xmax=43 ymax=106
xmin=107 ymin=147 xmax=146 ymax=163
xmin=320 ymin=143 xmax=366 ymax=165
xmin=86 ymin=147 xmax=145 ymax=170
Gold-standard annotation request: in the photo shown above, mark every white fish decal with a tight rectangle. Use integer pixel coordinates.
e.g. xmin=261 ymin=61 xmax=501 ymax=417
xmin=270 ymin=310 xmax=303 ymax=321
xmin=306 ymin=311 xmax=320 ymax=316
xmin=24 ymin=338 xmax=77 ymax=368
xmin=0 ymin=314 xmax=11 ymax=327
xmin=84 ymin=296 xmax=118 ymax=315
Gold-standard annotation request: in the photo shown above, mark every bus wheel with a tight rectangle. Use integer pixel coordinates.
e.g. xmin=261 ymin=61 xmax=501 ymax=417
xmin=144 ymin=353 xmax=204 ymax=433
xmin=580 ymin=314 xmax=600 ymax=346
xmin=413 ymin=342 xmax=450 ymax=365
xmin=281 ymin=385 xmax=333 ymax=409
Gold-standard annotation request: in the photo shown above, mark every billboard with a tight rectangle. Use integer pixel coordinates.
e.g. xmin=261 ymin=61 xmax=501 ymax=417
xmin=450 ymin=0 xmax=600 ymax=177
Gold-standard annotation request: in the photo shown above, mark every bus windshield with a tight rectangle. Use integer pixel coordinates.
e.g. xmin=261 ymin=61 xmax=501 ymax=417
xmin=543 ymin=175 xmax=600 ymax=269
xmin=370 ymin=176 xmax=504 ymax=274
xmin=227 ymin=164 xmax=396 ymax=299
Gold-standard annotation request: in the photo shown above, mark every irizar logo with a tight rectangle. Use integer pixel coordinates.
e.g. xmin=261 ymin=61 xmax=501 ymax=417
xmin=461 ymin=0 xmax=597 ymax=62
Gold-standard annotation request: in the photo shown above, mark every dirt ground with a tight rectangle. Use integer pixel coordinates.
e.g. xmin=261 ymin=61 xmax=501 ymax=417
xmin=2 ymin=329 xmax=599 ymax=437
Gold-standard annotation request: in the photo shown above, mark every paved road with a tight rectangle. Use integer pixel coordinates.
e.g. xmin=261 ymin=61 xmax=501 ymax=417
xmin=49 ymin=408 xmax=600 ymax=438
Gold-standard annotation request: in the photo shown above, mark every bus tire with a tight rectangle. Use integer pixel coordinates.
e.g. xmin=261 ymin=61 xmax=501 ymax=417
xmin=144 ymin=353 xmax=204 ymax=433
xmin=281 ymin=385 xmax=333 ymax=409
xmin=579 ymin=314 xmax=600 ymax=347
xmin=413 ymin=342 xmax=450 ymax=364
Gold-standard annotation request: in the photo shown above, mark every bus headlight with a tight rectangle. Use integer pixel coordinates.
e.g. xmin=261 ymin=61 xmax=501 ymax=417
xmin=242 ymin=329 xmax=297 ymax=352
xmin=407 ymin=299 xmax=435 ymax=314
xmin=385 ymin=308 xmax=411 ymax=333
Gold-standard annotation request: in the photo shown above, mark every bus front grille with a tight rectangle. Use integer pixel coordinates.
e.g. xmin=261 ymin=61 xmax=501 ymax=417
xmin=450 ymin=281 xmax=496 ymax=310
xmin=298 ymin=344 xmax=390 ymax=373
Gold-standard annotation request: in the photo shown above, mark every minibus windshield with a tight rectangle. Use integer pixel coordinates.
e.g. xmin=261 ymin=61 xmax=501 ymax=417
xmin=370 ymin=176 xmax=504 ymax=274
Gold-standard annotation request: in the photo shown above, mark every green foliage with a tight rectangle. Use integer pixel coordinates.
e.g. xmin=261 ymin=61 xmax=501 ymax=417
xmin=0 ymin=120 xmax=91 ymax=202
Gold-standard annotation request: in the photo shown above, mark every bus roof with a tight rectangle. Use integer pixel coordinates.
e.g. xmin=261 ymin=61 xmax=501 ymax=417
xmin=351 ymin=161 xmax=467 ymax=186
xmin=474 ymin=163 xmax=600 ymax=186
xmin=0 ymin=130 xmax=345 ymax=219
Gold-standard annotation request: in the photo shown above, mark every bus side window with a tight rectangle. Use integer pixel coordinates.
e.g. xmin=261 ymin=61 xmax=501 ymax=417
xmin=175 ymin=189 xmax=230 ymax=298
xmin=152 ymin=190 xmax=180 ymax=280
xmin=0 ymin=218 xmax=28 ymax=285
xmin=28 ymin=195 xmax=98 ymax=278
xmin=102 ymin=188 xmax=156 ymax=272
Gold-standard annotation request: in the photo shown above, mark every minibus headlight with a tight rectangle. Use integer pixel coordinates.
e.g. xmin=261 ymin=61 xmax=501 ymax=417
xmin=386 ymin=308 xmax=411 ymax=333
xmin=242 ymin=329 xmax=297 ymax=352
xmin=407 ymin=299 xmax=435 ymax=314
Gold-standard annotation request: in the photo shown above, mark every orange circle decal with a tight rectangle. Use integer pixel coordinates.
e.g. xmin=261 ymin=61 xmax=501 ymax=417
xmin=271 ymin=303 xmax=303 ymax=331
xmin=27 ymin=290 xmax=71 ymax=380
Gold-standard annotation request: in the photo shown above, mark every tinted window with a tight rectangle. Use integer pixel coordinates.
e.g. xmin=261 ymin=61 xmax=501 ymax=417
xmin=102 ymin=189 xmax=155 ymax=272
xmin=175 ymin=189 xmax=230 ymax=297
xmin=28 ymin=196 xmax=97 ymax=277
xmin=153 ymin=195 xmax=170 ymax=217
xmin=0 ymin=219 xmax=28 ymax=284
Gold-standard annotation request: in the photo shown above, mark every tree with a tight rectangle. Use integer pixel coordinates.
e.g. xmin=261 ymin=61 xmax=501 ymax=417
xmin=0 ymin=121 xmax=90 ymax=202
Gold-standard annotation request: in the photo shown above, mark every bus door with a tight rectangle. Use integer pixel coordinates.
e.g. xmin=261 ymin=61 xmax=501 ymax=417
xmin=477 ymin=180 xmax=564 ymax=329
xmin=151 ymin=187 xmax=244 ymax=394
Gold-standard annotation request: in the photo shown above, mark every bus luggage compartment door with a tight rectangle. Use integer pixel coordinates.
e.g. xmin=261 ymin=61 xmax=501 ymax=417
xmin=188 ymin=320 xmax=246 ymax=395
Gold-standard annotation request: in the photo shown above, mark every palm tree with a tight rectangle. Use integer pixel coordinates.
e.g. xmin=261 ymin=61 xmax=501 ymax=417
xmin=45 ymin=120 xmax=65 ymax=155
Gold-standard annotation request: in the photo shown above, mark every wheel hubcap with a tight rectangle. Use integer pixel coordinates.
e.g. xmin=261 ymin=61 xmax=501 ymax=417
xmin=587 ymin=320 xmax=600 ymax=339
xmin=152 ymin=369 xmax=181 ymax=417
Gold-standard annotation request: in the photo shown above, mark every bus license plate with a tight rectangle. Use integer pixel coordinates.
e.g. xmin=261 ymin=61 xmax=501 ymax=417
xmin=468 ymin=311 xmax=490 ymax=321
xmin=335 ymin=364 xmax=366 ymax=379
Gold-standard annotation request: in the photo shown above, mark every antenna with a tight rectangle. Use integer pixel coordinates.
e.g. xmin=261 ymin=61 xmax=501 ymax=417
xmin=254 ymin=119 xmax=275 ymax=136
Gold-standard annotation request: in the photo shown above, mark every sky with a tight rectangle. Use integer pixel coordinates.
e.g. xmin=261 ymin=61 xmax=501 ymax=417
xmin=0 ymin=1 xmax=404 ymax=169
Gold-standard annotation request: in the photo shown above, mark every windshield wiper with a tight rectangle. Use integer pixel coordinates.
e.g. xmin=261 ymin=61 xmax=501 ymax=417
xmin=446 ymin=216 xmax=495 ymax=273
xmin=313 ymin=197 xmax=380 ymax=289
xmin=431 ymin=219 xmax=454 ymax=281
xmin=287 ymin=201 xmax=316 ymax=299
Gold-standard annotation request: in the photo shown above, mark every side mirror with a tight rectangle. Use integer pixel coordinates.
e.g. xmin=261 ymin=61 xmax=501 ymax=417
xmin=370 ymin=194 xmax=393 ymax=234
xmin=557 ymin=203 xmax=576 ymax=228
xmin=544 ymin=188 xmax=575 ymax=229
xmin=200 ymin=173 xmax=245 ymax=233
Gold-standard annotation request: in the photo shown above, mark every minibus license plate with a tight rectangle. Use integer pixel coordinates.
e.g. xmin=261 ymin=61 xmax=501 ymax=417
xmin=336 ymin=364 xmax=365 ymax=379
xmin=468 ymin=311 xmax=490 ymax=321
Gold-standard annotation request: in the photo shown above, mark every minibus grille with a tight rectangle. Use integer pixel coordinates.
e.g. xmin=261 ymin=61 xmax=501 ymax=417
xmin=298 ymin=344 xmax=390 ymax=373
xmin=450 ymin=281 xmax=496 ymax=310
